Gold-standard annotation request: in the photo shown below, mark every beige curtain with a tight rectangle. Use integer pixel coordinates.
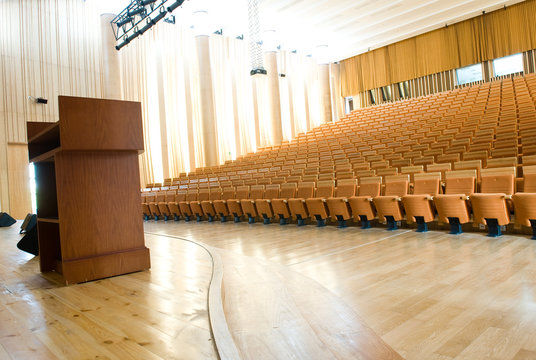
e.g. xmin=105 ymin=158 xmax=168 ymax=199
xmin=209 ymin=36 xmax=256 ymax=162
xmin=0 ymin=0 xmax=104 ymax=143
xmin=0 ymin=0 xmax=334 ymax=189
xmin=341 ymin=0 xmax=536 ymax=96
xmin=118 ymin=24 xmax=325 ymax=182
xmin=278 ymin=51 xmax=323 ymax=136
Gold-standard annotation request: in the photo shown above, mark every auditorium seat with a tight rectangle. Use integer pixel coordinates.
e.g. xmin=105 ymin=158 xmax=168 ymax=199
xmin=523 ymin=155 xmax=536 ymax=166
xmin=157 ymin=188 xmax=177 ymax=221
xmin=433 ymin=170 xmax=476 ymax=234
xmin=167 ymin=189 xmax=187 ymax=221
xmin=144 ymin=74 xmax=536 ymax=237
xmin=427 ymin=163 xmax=451 ymax=181
xmin=487 ymin=157 xmax=517 ymax=169
xmin=189 ymin=188 xmax=211 ymax=221
xmin=305 ymin=180 xmax=335 ymax=227
xmin=237 ymin=185 xmax=265 ymax=223
xmin=470 ymin=167 xmax=515 ymax=237
xmin=288 ymin=182 xmax=316 ymax=226
xmin=213 ymin=187 xmax=236 ymax=222
xmin=255 ymin=184 xmax=281 ymax=224
xmin=401 ymin=172 xmax=441 ymax=232
xmin=269 ymin=183 xmax=298 ymax=225
xmin=453 ymin=160 xmax=482 ymax=183
xmin=179 ymin=189 xmax=199 ymax=221
xmin=141 ymin=192 xmax=155 ymax=220
xmin=512 ymin=165 xmax=536 ymax=239
xmin=373 ymin=175 xmax=409 ymax=230
xmin=225 ymin=186 xmax=251 ymax=222
xmin=200 ymin=187 xmax=223 ymax=222
xmin=401 ymin=165 xmax=423 ymax=185
xmin=149 ymin=191 xmax=166 ymax=221
xmin=325 ymin=178 xmax=357 ymax=228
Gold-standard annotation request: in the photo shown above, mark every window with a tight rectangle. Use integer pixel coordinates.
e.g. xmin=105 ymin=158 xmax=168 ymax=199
xmin=344 ymin=96 xmax=354 ymax=114
xmin=493 ymin=53 xmax=524 ymax=77
xmin=398 ymin=81 xmax=409 ymax=98
xmin=381 ymin=86 xmax=392 ymax=102
xmin=456 ymin=63 xmax=483 ymax=85
xmin=29 ymin=163 xmax=37 ymax=214
xmin=369 ymin=90 xmax=376 ymax=105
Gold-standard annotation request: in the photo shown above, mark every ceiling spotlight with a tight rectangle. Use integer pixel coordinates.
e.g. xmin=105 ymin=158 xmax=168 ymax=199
xmin=167 ymin=0 xmax=185 ymax=13
xmin=164 ymin=15 xmax=176 ymax=24
xmin=115 ymin=35 xmax=130 ymax=51
xmin=138 ymin=18 xmax=153 ymax=35
xmin=127 ymin=28 xmax=140 ymax=42
xmin=128 ymin=7 xmax=146 ymax=17
xmin=116 ymin=16 xmax=133 ymax=27
xmin=115 ymin=41 xmax=128 ymax=51
xmin=140 ymin=0 xmax=157 ymax=5
xmin=151 ymin=8 xmax=167 ymax=24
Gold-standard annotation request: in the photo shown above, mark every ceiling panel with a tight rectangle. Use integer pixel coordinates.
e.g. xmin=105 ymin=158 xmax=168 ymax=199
xmin=100 ymin=0 xmax=528 ymax=62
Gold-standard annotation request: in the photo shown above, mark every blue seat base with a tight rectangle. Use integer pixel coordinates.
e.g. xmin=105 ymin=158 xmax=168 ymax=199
xmin=336 ymin=215 xmax=347 ymax=228
xmin=485 ymin=218 xmax=502 ymax=237
xmin=415 ymin=216 xmax=428 ymax=232
xmin=314 ymin=215 xmax=326 ymax=227
xmin=385 ymin=216 xmax=397 ymax=231
xmin=359 ymin=215 xmax=371 ymax=229
xmin=447 ymin=217 xmax=463 ymax=234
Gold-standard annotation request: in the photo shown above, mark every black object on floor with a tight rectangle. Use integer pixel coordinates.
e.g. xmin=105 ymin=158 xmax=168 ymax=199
xmin=20 ymin=213 xmax=37 ymax=234
xmin=0 ymin=212 xmax=16 ymax=227
xmin=17 ymin=225 xmax=38 ymax=256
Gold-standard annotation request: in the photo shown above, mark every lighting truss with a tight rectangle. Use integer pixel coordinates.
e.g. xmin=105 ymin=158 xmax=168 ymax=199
xmin=111 ymin=0 xmax=185 ymax=50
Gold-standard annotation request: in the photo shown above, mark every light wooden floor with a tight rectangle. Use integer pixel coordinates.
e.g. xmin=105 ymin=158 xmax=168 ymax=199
xmin=3 ymin=218 xmax=536 ymax=359
xmin=144 ymin=220 xmax=536 ymax=360
xmin=219 ymin=247 xmax=401 ymax=359
xmin=0 ymin=222 xmax=218 ymax=360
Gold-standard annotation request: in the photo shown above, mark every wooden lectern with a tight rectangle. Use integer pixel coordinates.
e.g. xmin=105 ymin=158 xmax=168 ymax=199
xmin=27 ymin=96 xmax=150 ymax=284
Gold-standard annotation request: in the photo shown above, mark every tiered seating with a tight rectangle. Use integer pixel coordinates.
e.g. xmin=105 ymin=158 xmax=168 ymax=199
xmin=401 ymin=172 xmax=441 ymax=232
xmin=141 ymin=74 xmax=536 ymax=238
xmin=513 ymin=165 xmax=536 ymax=239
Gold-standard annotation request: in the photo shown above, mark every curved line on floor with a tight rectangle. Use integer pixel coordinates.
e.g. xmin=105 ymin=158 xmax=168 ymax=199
xmin=144 ymin=231 xmax=241 ymax=360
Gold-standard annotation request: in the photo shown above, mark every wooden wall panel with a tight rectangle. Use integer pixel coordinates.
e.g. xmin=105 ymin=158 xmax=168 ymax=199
xmin=341 ymin=0 xmax=536 ymax=96
xmin=0 ymin=117 xmax=9 ymax=213
xmin=0 ymin=0 xmax=104 ymax=144
xmin=7 ymin=144 xmax=32 ymax=219
xmin=0 ymin=0 xmax=104 ymax=215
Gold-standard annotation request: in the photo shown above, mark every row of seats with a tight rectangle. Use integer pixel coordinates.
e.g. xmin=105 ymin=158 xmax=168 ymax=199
xmin=145 ymin=155 xmax=536 ymax=193
xmin=142 ymin=73 xmax=536 ymax=238
xmin=146 ymin=74 xmax=536 ymax=191
xmin=142 ymin=165 xmax=536 ymax=238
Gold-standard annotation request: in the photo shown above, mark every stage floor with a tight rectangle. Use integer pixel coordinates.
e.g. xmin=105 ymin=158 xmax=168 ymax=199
xmin=144 ymin=220 xmax=536 ymax=360
xmin=2 ymin=219 xmax=536 ymax=359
